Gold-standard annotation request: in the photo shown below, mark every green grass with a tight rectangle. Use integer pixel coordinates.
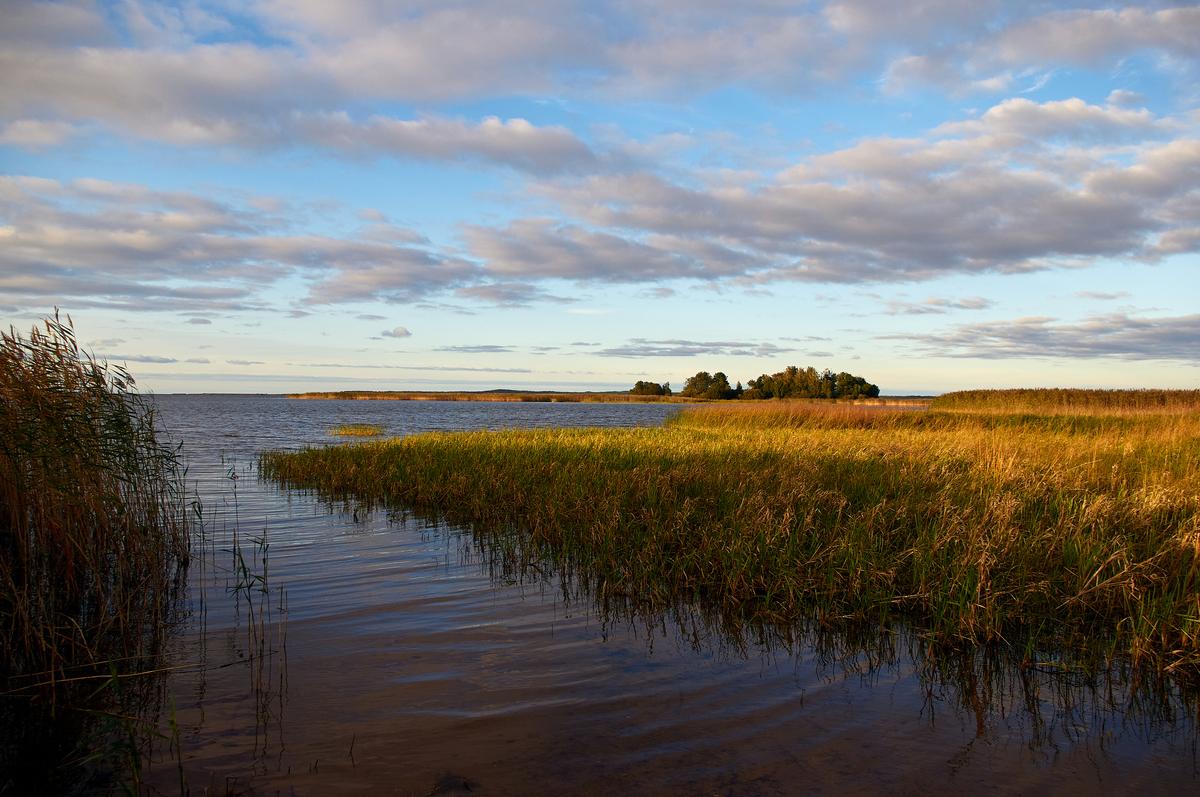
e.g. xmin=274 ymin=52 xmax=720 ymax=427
xmin=330 ymin=423 xmax=386 ymax=437
xmin=261 ymin=394 xmax=1200 ymax=674
xmin=0 ymin=312 xmax=191 ymax=791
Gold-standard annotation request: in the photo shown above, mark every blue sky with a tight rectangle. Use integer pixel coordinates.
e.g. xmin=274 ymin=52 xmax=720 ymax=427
xmin=1 ymin=1 xmax=1198 ymax=394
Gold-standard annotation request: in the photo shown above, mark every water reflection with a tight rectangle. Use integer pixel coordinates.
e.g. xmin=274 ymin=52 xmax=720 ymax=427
xmin=456 ymin=505 xmax=1200 ymax=758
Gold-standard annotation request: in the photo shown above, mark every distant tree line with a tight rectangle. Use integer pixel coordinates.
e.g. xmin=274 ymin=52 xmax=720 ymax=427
xmin=745 ymin=366 xmax=879 ymax=399
xmin=630 ymin=366 xmax=879 ymax=400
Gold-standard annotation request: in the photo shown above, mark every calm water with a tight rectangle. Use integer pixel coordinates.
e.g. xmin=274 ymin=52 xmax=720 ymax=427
xmin=145 ymin=395 xmax=1198 ymax=795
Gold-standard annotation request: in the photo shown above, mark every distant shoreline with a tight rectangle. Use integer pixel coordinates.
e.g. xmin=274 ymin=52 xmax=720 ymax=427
xmin=285 ymin=390 xmax=934 ymax=405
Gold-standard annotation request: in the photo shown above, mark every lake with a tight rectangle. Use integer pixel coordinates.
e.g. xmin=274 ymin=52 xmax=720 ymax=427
xmin=145 ymin=394 xmax=1197 ymax=795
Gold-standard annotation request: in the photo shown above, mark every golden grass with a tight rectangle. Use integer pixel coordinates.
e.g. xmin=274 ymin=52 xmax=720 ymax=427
xmin=931 ymin=388 xmax=1200 ymax=414
xmin=262 ymin=395 xmax=1200 ymax=673
xmin=330 ymin=423 xmax=385 ymax=436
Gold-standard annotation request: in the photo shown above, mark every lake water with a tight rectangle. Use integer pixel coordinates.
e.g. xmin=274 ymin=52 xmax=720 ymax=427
xmin=145 ymin=394 xmax=1198 ymax=795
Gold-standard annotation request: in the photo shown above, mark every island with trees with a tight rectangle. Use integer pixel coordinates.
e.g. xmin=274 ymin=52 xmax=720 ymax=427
xmin=632 ymin=365 xmax=879 ymax=400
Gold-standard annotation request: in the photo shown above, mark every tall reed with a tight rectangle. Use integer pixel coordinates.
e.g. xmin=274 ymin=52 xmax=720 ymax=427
xmin=263 ymin=397 xmax=1200 ymax=674
xmin=931 ymin=388 xmax=1200 ymax=414
xmin=1 ymin=313 xmax=191 ymax=788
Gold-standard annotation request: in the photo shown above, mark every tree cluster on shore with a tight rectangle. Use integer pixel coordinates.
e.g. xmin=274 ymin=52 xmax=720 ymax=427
xmin=630 ymin=380 xmax=673 ymax=396
xmin=631 ymin=366 xmax=879 ymax=400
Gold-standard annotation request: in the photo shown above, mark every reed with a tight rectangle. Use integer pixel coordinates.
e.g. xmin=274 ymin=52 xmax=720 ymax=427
xmin=931 ymin=388 xmax=1200 ymax=414
xmin=0 ymin=313 xmax=191 ymax=789
xmin=330 ymin=423 xmax=385 ymax=437
xmin=262 ymin=396 xmax=1200 ymax=674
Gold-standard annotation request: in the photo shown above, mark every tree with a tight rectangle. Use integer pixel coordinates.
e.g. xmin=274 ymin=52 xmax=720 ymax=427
xmin=682 ymin=371 xmax=735 ymax=399
xmin=743 ymin=365 xmax=878 ymax=399
xmin=630 ymin=380 xmax=672 ymax=396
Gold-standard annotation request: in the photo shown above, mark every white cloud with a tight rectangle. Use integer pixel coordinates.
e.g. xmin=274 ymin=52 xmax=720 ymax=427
xmin=381 ymin=326 xmax=411 ymax=338
xmin=893 ymin=312 xmax=1200 ymax=362
xmin=487 ymin=101 xmax=1200 ymax=286
xmin=0 ymin=175 xmax=478 ymax=311
xmin=0 ymin=119 xmax=77 ymax=149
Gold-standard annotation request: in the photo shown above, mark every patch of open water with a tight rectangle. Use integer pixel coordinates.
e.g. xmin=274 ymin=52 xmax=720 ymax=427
xmin=145 ymin=395 xmax=1198 ymax=795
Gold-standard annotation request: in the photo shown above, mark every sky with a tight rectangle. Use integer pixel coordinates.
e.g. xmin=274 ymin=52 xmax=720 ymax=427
xmin=1 ymin=1 xmax=1198 ymax=395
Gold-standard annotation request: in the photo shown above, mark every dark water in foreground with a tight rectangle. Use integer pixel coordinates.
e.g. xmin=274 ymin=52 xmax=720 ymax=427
xmin=146 ymin=395 xmax=1198 ymax=795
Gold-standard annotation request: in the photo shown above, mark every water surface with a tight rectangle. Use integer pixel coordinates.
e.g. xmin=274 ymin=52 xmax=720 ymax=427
xmin=146 ymin=395 xmax=1198 ymax=795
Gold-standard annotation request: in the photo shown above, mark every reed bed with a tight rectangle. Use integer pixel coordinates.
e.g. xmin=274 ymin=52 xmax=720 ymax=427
xmin=1 ymin=313 xmax=191 ymax=788
xmin=262 ymin=397 xmax=1200 ymax=673
xmin=330 ymin=423 xmax=385 ymax=437
xmin=931 ymin=388 xmax=1200 ymax=414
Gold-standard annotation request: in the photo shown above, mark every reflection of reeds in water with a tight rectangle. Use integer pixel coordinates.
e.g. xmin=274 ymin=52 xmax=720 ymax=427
xmin=211 ymin=457 xmax=290 ymax=770
xmin=0 ymin=313 xmax=191 ymax=791
xmin=330 ymin=423 xmax=386 ymax=437
xmin=358 ymin=505 xmax=1200 ymax=755
xmin=262 ymin=394 xmax=1200 ymax=676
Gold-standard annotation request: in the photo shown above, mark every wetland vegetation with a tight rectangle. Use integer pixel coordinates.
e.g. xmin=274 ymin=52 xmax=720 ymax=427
xmin=263 ymin=389 xmax=1200 ymax=676
xmin=0 ymin=314 xmax=192 ymax=792
xmin=329 ymin=423 xmax=386 ymax=437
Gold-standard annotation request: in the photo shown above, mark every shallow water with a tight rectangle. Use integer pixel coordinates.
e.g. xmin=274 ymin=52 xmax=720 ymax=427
xmin=144 ymin=395 xmax=1198 ymax=795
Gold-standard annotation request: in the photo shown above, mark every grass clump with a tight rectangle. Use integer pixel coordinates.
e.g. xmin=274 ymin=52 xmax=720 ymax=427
xmin=330 ymin=423 xmax=385 ymax=437
xmin=261 ymin=396 xmax=1200 ymax=674
xmin=0 ymin=313 xmax=191 ymax=789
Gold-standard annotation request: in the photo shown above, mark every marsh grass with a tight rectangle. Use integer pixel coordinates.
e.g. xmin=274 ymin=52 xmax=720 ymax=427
xmin=931 ymin=388 xmax=1200 ymax=414
xmin=261 ymin=393 xmax=1200 ymax=675
xmin=330 ymin=423 xmax=385 ymax=437
xmin=0 ymin=312 xmax=191 ymax=790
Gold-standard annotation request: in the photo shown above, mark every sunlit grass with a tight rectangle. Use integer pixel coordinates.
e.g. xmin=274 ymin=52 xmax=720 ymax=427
xmin=931 ymin=388 xmax=1200 ymax=414
xmin=330 ymin=423 xmax=385 ymax=437
xmin=262 ymin=392 xmax=1200 ymax=673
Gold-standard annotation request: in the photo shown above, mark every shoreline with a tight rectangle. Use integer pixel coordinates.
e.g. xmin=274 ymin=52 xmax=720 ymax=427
xmin=285 ymin=389 xmax=935 ymax=405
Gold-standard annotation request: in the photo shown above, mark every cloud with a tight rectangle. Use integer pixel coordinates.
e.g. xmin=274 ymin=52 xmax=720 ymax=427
xmin=884 ymin=7 xmax=1200 ymax=95
xmin=893 ymin=312 xmax=1200 ymax=362
xmin=435 ymin=344 xmax=516 ymax=354
xmin=935 ymin=97 xmax=1164 ymax=142
xmin=294 ymin=113 xmax=596 ymax=175
xmin=454 ymin=282 xmax=573 ymax=307
xmin=227 ymin=359 xmax=265 ymax=365
xmin=500 ymin=105 xmax=1200 ymax=286
xmin=6 ymin=2 xmax=1193 ymax=166
xmin=1075 ymin=290 xmax=1131 ymax=301
xmin=465 ymin=218 xmax=699 ymax=282
xmin=884 ymin=296 xmax=993 ymax=315
xmin=185 ymin=357 xmax=210 ymax=364
xmin=596 ymin=338 xmax=795 ymax=358
xmin=0 ymin=175 xmax=478 ymax=310
xmin=100 ymin=353 xmax=178 ymax=364
xmin=990 ymin=8 xmax=1200 ymax=68
xmin=1107 ymin=89 xmax=1145 ymax=109
xmin=381 ymin=326 xmax=412 ymax=338
xmin=0 ymin=119 xmax=77 ymax=149
xmin=186 ymin=317 xmax=212 ymax=325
